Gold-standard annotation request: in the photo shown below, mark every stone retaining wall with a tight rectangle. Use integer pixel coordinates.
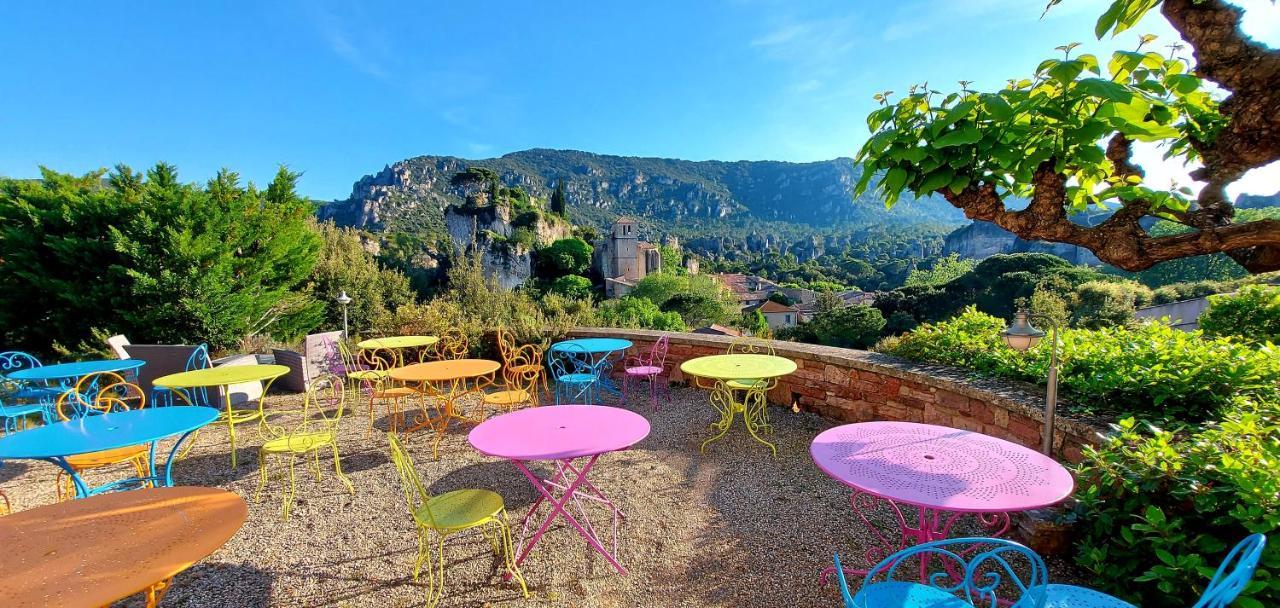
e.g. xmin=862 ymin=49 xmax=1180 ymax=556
xmin=568 ymin=328 xmax=1103 ymax=463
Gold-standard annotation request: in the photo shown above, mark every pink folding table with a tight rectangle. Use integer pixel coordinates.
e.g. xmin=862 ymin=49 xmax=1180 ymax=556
xmin=810 ymin=421 xmax=1074 ymax=583
xmin=468 ymin=405 xmax=650 ymax=574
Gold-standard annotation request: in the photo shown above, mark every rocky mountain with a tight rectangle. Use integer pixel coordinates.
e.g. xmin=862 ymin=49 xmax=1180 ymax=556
xmin=944 ymin=221 xmax=1102 ymax=265
xmin=317 ymin=149 xmax=967 ymax=241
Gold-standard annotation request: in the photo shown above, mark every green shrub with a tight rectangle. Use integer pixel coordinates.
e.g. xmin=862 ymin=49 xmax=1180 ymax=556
xmin=548 ymin=275 xmax=594 ymax=300
xmin=809 ymin=305 xmax=886 ymax=349
xmin=1070 ymin=280 xmax=1152 ymax=329
xmin=1074 ymin=403 xmax=1280 ymax=606
xmin=597 ymin=296 xmax=685 ymax=331
xmin=1200 ymin=284 xmax=1280 ymax=345
xmin=877 ymin=307 xmax=1280 ymax=421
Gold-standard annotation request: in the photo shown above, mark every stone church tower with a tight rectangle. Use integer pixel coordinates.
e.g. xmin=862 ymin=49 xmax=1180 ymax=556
xmin=611 ymin=217 xmax=640 ymax=282
xmin=594 ymin=217 xmax=660 ymax=297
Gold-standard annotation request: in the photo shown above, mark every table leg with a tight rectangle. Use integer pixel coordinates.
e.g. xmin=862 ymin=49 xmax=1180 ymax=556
xmin=818 ymin=490 xmax=1013 ymax=584
xmin=43 ymin=457 xmax=89 ymax=498
xmin=162 ymin=428 xmax=202 ymax=487
xmin=700 ymin=381 xmax=777 ymax=456
xmin=510 ymin=456 xmax=628 ymax=574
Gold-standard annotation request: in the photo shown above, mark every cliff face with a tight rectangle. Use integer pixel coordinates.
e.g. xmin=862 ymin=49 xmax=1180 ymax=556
xmin=944 ymin=221 xmax=1102 ymax=265
xmin=317 ymin=149 xmax=966 ymax=236
xmin=442 ymin=203 xmax=572 ymax=290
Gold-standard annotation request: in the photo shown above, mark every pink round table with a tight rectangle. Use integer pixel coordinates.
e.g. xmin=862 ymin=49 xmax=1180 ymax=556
xmin=810 ymin=421 xmax=1074 ymax=580
xmin=469 ymin=405 xmax=650 ymax=574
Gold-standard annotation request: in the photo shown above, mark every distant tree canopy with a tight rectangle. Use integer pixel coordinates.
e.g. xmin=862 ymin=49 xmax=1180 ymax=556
xmin=550 ymin=179 xmax=568 ymax=217
xmin=539 ymin=237 xmax=594 ymax=277
xmin=0 ymin=164 xmax=323 ymax=355
xmin=307 ymin=221 xmax=414 ymax=334
xmin=549 ymin=275 xmax=594 ymax=300
xmin=903 ymin=254 xmax=977 ymax=288
xmin=856 ymin=0 xmax=1280 ymax=273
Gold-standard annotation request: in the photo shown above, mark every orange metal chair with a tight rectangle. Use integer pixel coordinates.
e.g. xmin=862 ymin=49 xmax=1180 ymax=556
xmin=481 ymin=344 xmax=544 ymax=412
xmin=361 ymin=346 xmax=420 ymax=435
xmin=431 ymin=329 xmax=470 ymax=361
xmin=53 ymin=373 xmax=150 ymax=501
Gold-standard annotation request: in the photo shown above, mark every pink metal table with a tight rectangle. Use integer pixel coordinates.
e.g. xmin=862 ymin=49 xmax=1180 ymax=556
xmin=810 ymin=421 xmax=1074 ymax=582
xmin=468 ymin=405 xmax=650 ymax=574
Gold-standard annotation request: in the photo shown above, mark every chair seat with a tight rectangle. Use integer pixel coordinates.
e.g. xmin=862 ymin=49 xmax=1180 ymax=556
xmin=1013 ymin=584 xmax=1136 ymax=608
xmin=0 ymin=404 xmax=47 ymax=417
xmin=262 ymin=432 xmax=336 ymax=454
xmin=374 ymin=387 xmax=418 ymax=398
xmin=65 ymin=445 xmax=148 ymax=468
xmin=415 ymin=488 xmax=504 ymax=531
xmin=347 ymin=369 xmax=388 ymax=382
xmin=625 ymin=366 xmax=662 ymax=376
xmin=13 ymin=386 xmax=61 ymax=400
xmin=726 ymin=378 xmax=766 ymax=390
xmin=482 ymin=390 xmax=530 ymax=406
xmin=852 ymin=581 xmax=971 ymax=608
xmin=556 ymin=373 xmax=597 ymax=384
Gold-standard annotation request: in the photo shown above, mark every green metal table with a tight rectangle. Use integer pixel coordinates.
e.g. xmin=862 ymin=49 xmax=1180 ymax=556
xmin=680 ymin=354 xmax=796 ymax=456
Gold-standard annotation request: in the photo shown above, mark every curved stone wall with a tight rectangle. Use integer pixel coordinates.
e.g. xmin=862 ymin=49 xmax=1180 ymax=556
xmin=568 ymin=328 xmax=1102 ymax=463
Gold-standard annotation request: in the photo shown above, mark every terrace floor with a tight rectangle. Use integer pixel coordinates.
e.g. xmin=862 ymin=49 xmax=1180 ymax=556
xmin=0 ymin=386 xmax=1084 ymax=607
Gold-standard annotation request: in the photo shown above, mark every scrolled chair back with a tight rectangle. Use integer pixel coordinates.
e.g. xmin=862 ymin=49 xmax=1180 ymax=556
xmin=649 ymin=335 xmax=670 ymax=368
xmin=547 ymin=341 xmax=593 ymax=378
xmin=1193 ymin=534 xmax=1268 ymax=608
xmin=387 ymin=432 xmax=438 ymax=528
xmin=56 ymin=372 xmax=145 ymax=421
xmin=0 ymin=351 xmax=43 ymax=397
xmin=433 ymin=329 xmax=470 ymax=361
xmin=496 ymin=327 xmax=518 ymax=363
xmin=362 ymin=346 xmax=402 ymax=372
xmin=726 ymin=336 xmax=774 ymax=357
xmin=842 ymin=537 xmax=1048 ymax=608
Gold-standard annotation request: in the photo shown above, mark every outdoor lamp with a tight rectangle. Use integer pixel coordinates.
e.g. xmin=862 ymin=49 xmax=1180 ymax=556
xmin=336 ymin=291 xmax=353 ymax=337
xmin=1001 ymin=308 xmax=1058 ymax=456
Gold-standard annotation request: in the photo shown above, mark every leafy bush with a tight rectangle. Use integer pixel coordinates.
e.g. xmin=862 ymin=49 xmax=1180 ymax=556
xmin=538 ymin=237 xmax=593 ymax=276
xmin=1074 ymin=403 xmax=1280 ymax=606
xmin=1070 ymin=280 xmax=1152 ymax=329
xmin=548 ymin=275 xmax=594 ymax=300
xmin=808 ymin=305 xmax=886 ymax=349
xmin=903 ymin=254 xmax=975 ymax=287
xmin=597 ymin=296 xmax=685 ymax=331
xmin=661 ymin=292 xmax=732 ymax=328
xmin=877 ymin=307 xmax=1280 ymax=421
xmin=1200 ymin=284 xmax=1280 ymax=345
xmin=0 ymin=164 xmax=322 ymax=355
xmin=308 ymin=221 xmax=414 ymax=334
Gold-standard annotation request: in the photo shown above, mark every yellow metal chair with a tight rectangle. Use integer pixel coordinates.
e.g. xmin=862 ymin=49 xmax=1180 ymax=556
xmin=431 ymin=329 xmax=470 ymax=361
xmin=387 ymin=433 xmax=527 ymax=607
xmin=53 ymin=373 xmax=150 ymax=501
xmin=256 ymin=373 xmax=355 ymax=519
xmin=724 ymin=337 xmax=777 ymax=430
xmin=481 ymin=343 xmax=543 ymax=412
xmin=363 ymin=346 xmax=421 ymax=435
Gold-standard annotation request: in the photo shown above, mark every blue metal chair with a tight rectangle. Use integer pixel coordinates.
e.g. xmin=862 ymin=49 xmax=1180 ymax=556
xmin=152 ymin=343 xmax=212 ymax=406
xmin=548 ymin=342 xmax=600 ymax=404
xmin=1011 ymin=533 xmax=1268 ymax=608
xmin=0 ymin=351 xmax=61 ymax=403
xmin=834 ymin=538 xmax=1048 ymax=608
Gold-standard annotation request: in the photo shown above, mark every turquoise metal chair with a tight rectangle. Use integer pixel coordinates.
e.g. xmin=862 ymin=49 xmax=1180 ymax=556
xmin=834 ymin=538 xmax=1048 ymax=608
xmin=1010 ymin=533 xmax=1268 ymax=608
xmin=548 ymin=342 xmax=599 ymax=404
xmin=0 ymin=351 xmax=60 ymax=404
xmin=151 ymin=343 xmax=212 ymax=406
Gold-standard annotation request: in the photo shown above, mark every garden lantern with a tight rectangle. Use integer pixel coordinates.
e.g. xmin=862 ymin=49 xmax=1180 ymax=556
xmin=1001 ymin=308 xmax=1058 ymax=456
xmin=336 ymin=291 xmax=353 ymax=338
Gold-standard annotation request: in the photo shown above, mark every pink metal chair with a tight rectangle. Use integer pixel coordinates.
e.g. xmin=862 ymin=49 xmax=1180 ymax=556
xmin=622 ymin=336 xmax=669 ymax=410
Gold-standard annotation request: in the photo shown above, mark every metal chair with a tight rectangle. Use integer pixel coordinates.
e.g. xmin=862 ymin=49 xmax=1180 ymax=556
xmin=387 ymin=433 xmax=527 ymax=608
xmin=52 ymin=373 xmax=151 ymax=500
xmin=623 ymin=335 xmax=669 ymax=410
xmin=363 ymin=347 xmax=419 ymax=435
xmin=548 ymin=342 xmax=599 ymax=404
xmin=431 ymin=329 xmax=470 ymax=361
xmin=151 ymin=344 xmax=212 ymax=406
xmin=0 ymin=351 xmax=60 ymax=406
xmin=835 ymin=538 xmax=1048 ymax=608
xmin=1010 ymin=533 xmax=1268 ymax=608
xmin=482 ymin=343 xmax=543 ymax=412
xmin=0 ymin=395 xmax=50 ymax=434
xmin=497 ymin=329 xmax=548 ymax=400
xmin=255 ymin=373 xmax=354 ymax=519
xmin=724 ymin=337 xmax=777 ymax=429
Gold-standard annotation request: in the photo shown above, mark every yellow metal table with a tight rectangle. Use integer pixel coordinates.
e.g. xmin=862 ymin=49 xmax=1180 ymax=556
xmin=153 ymin=364 xmax=289 ymax=468
xmin=0 ymin=486 xmax=247 ymax=608
xmin=356 ymin=336 xmax=439 ymax=365
xmin=680 ymin=354 xmax=797 ymax=456
xmin=389 ymin=359 xmax=500 ymax=458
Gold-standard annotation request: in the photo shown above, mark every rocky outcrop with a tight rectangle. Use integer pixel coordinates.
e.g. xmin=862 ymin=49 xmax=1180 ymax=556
xmin=945 ymin=221 xmax=1102 ymax=265
xmin=442 ymin=203 xmax=572 ymax=290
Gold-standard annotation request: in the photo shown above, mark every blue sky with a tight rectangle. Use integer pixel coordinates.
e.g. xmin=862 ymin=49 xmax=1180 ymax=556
xmin=2 ymin=0 xmax=1277 ymax=200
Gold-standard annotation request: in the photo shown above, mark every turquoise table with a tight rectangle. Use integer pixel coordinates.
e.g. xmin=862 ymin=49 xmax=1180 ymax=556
xmin=5 ymin=359 xmax=146 ymax=384
xmin=550 ymin=338 xmax=633 ymax=398
xmin=0 ymin=406 xmax=218 ymax=498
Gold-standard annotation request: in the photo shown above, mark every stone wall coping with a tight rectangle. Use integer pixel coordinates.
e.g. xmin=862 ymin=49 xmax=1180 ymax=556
xmin=567 ymin=327 xmax=1106 ymax=441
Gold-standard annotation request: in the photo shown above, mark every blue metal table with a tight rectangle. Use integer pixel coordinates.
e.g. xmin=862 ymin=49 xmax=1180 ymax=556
xmin=5 ymin=358 xmax=146 ymax=384
xmin=0 ymin=406 xmax=218 ymax=498
xmin=549 ymin=338 xmax=634 ymax=399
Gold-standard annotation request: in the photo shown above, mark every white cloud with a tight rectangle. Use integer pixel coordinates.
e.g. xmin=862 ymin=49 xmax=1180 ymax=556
xmin=1130 ymin=142 xmax=1280 ymax=200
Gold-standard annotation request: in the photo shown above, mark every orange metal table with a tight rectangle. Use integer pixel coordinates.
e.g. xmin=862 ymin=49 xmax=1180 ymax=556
xmin=389 ymin=359 xmax=500 ymax=458
xmin=0 ymin=486 xmax=247 ymax=608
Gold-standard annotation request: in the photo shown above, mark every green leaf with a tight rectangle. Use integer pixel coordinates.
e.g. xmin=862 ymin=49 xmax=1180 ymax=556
xmin=981 ymin=94 xmax=1014 ymax=121
xmin=882 ymin=167 xmax=908 ymax=193
xmin=934 ymin=125 xmax=982 ymax=148
xmin=1166 ymin=74 xmax=1202 ymax=95
xmin=947 ymin=174 xmax=971 ymax=195
xmin=1075 ymin=78 xmax=1133 ymax=102
xmin=918 ymin=169 xmax=954 ymax=195
xmin=1049 ymin=60 xmax=1085 ymax=85
xmin=1095 ymin=0 xmax=1124 ymax=38
xmin=929 ymin=100 xmax=977 ymax=137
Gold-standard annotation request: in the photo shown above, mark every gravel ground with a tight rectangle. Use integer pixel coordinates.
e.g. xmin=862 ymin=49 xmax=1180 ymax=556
xmin=0 ymin=386 xmax=1085 ymax=608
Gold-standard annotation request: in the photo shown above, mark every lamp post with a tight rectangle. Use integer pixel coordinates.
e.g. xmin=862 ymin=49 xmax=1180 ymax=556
xmin=1000 ymin=308 xmax=1058 ymax=456
xmin=336 ymin=290 xmax=353 ymax=338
